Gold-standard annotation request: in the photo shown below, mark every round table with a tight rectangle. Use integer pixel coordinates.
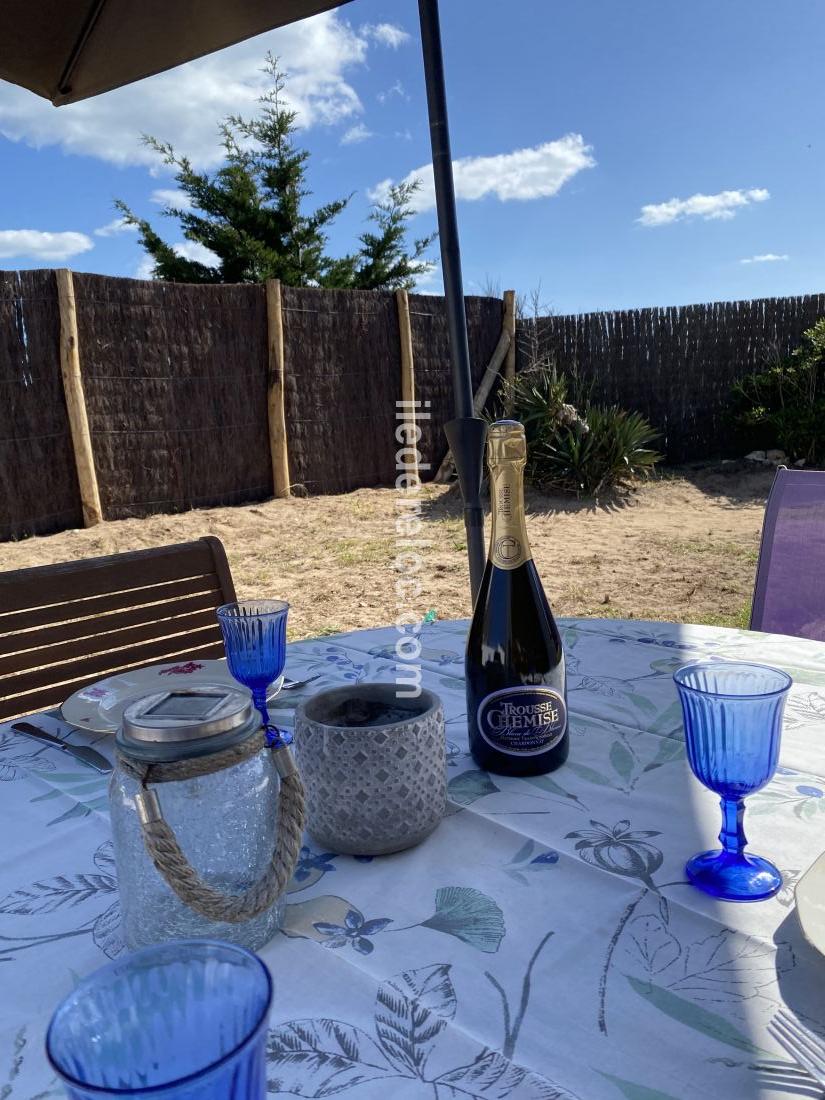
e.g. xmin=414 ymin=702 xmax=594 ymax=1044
xmin=1 ymin=617 xmax=824 ymax=1098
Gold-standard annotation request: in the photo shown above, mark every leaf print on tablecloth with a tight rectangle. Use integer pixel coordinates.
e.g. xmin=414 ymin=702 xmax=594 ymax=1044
xmin=648 ymin=656 xmax=686 ymax=676
xmin=751 ymin=777 xmax=825 ymax=820
xmin=0 ymin=873 xmax=116 ymax=916
xmin=434 ymin=1048 xmax=569 ymax=1098
xmin=420 ymin=887 xmax=505 ymax=953
xmin=598 ymin=1071 xmax=684 ymax=1100
xmin=667 ymin=929 xmax=793 ymax=1005
xmin=641 ymin=738 xmax=683 ymax=775
xmin=563 ymin=760 xmax=616 ymax=788
xmin=505 ymin=840 xmax=560 ymax=885
xmin=0 ymin=1025 xmax=65 ymax=1100
xmin=368 ymin=643 xmax=461 ymax=667
xmin=29 ymin=771 xmax=109 ymax=826
xmin=284 ymin=888 xmax=504 ymax=954
xmin=626 ymin=915 xmax=680 ymax=976
xmin=312 ymin=647 xmax=367 ymax=682
xmin=647 ymin=700 xmax=685 ymax=737
xmin=777 ymin=869 xmax=802 ymax=907
xmin=522 ymin=771 xmax=588 ymax=809
xmin=448 ymin=770 xmax=499 ymax=807
xmin=610 ymin=740 xmax=635 ymax=782
xmin=783 ymin=690 xmax=825 ymax=727
xmin=267 ymin=960 xmax=576 ymax=1098
xmin=0 ymin=753 xmax=56 ymax=783
xmin=375 ymin=963 xmax=456 ymax=1075
xmin=92 ymin=901 xmax=124 ymax=959
xmin=578 ymin=676 xmax=621 ymax=697
xmin=624 ymin=975 xmax=771 ymax=1057
xmin=0 ymin=730 xmax=59 ymax=782
xmin=267 ymin=1019 xmax=400 ymax=1096
xmin=92 ymin=840 xmax=116 ymax=873
xmin=0 ymin=846 xmax=121 ymax=962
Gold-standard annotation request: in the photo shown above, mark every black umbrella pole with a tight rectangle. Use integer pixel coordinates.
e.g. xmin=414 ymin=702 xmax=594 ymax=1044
xmin=418 ymin=0 xmax=487 ymax=604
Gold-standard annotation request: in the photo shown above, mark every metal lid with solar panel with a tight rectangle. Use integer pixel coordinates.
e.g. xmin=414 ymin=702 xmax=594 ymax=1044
xmin=118 ymin=685 xmax=258 ymax=762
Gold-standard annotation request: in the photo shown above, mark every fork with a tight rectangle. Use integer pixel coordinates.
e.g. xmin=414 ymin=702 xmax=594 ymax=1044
xmin=281 ymin=675 xmax=320 ymax=691
xmin=769 ymin=1009 xmax=825 ymax=1087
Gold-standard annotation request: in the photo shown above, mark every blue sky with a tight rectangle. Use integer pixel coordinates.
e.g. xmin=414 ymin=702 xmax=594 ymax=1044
xmin=0 ymin=0 xmax=822 ymax=314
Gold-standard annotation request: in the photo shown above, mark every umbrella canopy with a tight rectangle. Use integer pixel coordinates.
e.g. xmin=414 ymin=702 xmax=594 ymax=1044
xmin=0 ymin=0 xmax=487 ymax=601
xmin=0 ymin=0 xmax=353 ymax=105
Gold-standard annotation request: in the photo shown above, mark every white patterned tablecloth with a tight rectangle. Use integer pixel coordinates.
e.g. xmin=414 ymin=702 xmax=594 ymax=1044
xmin=1 ymin=617 xmax=825 ymax=1099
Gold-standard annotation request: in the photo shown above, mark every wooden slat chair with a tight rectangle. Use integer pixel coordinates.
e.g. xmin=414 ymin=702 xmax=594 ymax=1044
xmin=0 ymin=537 xmax=236 ymax=722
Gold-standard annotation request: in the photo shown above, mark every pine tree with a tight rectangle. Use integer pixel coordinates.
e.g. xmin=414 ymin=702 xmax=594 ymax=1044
xmin=117 ymin=55 xmax=434 ymax=290
xmin=324 ymin=181 xmax=435 ymax=291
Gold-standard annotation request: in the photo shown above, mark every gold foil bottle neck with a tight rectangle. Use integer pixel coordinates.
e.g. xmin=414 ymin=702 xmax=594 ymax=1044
xmin=487 ymin=420 xmax=530 ymax=569
xmin=487 ymin=420 xmax=527 ymax=467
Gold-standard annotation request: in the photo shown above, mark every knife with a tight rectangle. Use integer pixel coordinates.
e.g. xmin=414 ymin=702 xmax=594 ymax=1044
xmin=11 ymin=721 xmax=113 ymax=774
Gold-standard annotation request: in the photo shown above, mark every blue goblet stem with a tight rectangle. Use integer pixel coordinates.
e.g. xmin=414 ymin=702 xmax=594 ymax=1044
xmin=719 ymin=797 xmax=747 ymax=858
xmin=252 ymin=688 xmax=271 ymax=729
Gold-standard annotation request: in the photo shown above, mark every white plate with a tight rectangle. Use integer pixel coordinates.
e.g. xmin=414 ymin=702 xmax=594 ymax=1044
xmin=796 ymin=851 xmax=825 ymax=957
xmin=61 ymin=659 xmax=282 ymax=733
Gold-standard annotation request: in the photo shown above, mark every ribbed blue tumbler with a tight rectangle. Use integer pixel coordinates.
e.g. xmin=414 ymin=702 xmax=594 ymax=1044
xmin=46 ymin=939 xmax=272 ymax=1099
xmin=674 ymin=661 xmax=792 ymax=902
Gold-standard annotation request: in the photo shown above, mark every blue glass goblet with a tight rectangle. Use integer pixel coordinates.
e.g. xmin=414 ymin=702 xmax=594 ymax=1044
xmin=674 ymin=660 xmax=792 ymax=902
xmin=46 ymin=939 xmax=272 ymax=1099
xmin=217 ymin=599 xmax=288 ymax=733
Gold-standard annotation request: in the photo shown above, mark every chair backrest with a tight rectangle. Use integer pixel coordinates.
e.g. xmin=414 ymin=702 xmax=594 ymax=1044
xmin=751 ymin=467 xmax=825 ymax=640
xmin=0 ymin=537 xmax=236 ymax=721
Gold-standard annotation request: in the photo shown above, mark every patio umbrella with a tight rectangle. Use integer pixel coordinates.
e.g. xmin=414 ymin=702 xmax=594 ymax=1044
xmin=0 ymin=0 xmax=488 ymax=601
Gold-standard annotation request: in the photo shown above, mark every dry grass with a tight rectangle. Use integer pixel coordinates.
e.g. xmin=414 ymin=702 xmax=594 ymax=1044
xmin=0 ymin=464 xmax=773 ymax=639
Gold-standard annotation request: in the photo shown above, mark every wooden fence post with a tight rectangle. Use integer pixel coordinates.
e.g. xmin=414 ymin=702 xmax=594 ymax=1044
xmin=55 ymin=268 xmax=103 ymax=527
xmin=503 ymin=289 xmax=516 ymax=413
xmin=265 ymin=279 xmax=291 ymax=498
xmin=396 ymin=288 xmax=418 ymax=483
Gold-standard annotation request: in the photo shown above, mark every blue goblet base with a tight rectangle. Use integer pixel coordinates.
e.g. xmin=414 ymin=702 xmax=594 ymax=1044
xmin=686 ymin=849 xmax=782 ymax=902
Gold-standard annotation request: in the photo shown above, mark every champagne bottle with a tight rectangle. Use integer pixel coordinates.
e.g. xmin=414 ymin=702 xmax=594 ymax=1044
xmin=465 ymin=420 xmax=569 ymax=776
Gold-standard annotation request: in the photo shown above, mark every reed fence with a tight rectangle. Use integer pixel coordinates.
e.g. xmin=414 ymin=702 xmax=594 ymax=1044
xmin=520 ymin=294 xmax=825 ymax=462
xmin=1 ymin=270 xmax=822 ymax=542
xmin=0 ymin=271 xmax=502 ymax=540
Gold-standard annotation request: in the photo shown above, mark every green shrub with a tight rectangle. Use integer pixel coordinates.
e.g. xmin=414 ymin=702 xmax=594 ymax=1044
xmin=499 ymin=362 xmax=661 ymax=498
xmin=730 ymin=318 xmax=825 ymax=464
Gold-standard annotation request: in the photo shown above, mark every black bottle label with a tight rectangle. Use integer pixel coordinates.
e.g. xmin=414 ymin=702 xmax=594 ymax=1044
xmin=476 ymin=687 xmax=567 ymax=757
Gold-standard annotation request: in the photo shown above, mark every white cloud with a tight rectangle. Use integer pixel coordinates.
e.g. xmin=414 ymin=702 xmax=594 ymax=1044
xmin=151 ymin=188 xmax=193 ymax=209
xmin=638 ymin=188 xmax=770 ymax=227
xmin=0 ymin=229 xmax=93 ymax=261
xmin=340 ymin=123 xmax=373 ymax=146
xmin=135 ymin=255 xmax=155 ymax=280
xmin=134 ymin=240 xmax=218 ymax=279
xmin=740 ymin=252 xmax=789 ymax=264
xmin=377 ymin=80 xmax=409 ymax=105
xmin=368 ymin=134 xmax=595 ymax=213
xmin=0 ymin=12 xmax=372 ymax=169
xmin=363 ymin=23 xmax=410 ymax=49
xmin=94 ymin=216 xmax=136 ymax=237
xmin=414 ymin=262 xmax=442 ymax=295
xmin=173 ymin=241 xmax=219 ymax=266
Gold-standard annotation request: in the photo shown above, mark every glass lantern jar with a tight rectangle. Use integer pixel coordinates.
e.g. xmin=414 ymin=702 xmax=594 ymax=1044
xmin=110 ymin=686 xmax=289 ymax=951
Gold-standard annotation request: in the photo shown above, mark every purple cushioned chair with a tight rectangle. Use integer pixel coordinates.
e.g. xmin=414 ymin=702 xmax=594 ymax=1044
xmin=751 ymin=467 xmax=825 ymax=640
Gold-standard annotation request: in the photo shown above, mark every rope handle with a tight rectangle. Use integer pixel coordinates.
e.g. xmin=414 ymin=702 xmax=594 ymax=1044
xmin=133 ymin=744 xmax=305 ymax=924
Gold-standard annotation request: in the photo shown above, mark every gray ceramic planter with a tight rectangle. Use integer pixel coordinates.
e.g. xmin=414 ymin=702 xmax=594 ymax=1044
xmin=294 ymin=683 xmax=446 ymax=856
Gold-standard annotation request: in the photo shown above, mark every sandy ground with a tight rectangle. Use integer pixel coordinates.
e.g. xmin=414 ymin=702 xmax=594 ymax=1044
xmin=1 ymin=464 xmax=774 ymax=640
